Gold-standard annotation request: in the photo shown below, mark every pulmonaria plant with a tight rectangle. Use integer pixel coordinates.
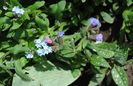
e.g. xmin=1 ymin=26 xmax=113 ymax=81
xmin=34 ymin=36 xmax=53 ymax=56
xmin=89 ymin=17 xmax=100 ymax=27
xmin=12 ymin=6 xmax=24 ymax=17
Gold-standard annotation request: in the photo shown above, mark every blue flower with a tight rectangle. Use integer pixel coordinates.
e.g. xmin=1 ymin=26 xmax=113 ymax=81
xmin=34 ymin=38 xmax=53 ymax=56
xmin=58 ymin=32 xmax=64 ymax=37
xmin=36 ymin=46 xmax=52 ymax=56
xmin=3 ymin=6 xmax=8 ymax=10
xmin=34 ymin=39 xmax=42 ymax=48
xmin=36 ymin=48 xmax=45 ymax=56
xmin=90 ymin=17 xmax=100 ymax=27
xmin=96 ymin=33 xmax=103 ymax=43
xmin=25 ymin=52 xmax=33 ymax=59
xmin=12 ymin=6 xmax=24 ymax=17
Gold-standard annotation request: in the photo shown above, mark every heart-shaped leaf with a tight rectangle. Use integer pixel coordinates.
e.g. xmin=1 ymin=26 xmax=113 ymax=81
xmin=12 ymin=61 xmax=80 ymax=86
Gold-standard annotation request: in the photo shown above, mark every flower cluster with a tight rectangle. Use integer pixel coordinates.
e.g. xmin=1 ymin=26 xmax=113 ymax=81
xmin=89 ymin=17 xmax=100 ymax=27
xmin=34 ymin=36 xmax=53 ymax=56
xmin=12 ymin=6 xmax=24 ymax=17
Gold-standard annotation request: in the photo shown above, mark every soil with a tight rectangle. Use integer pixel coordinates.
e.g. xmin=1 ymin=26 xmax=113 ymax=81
xmin=126 ymin=64 xmax=133 ymax=86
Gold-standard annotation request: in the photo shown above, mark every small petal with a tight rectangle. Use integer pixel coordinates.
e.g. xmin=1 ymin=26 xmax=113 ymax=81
xmin=19 ymin=9 xmax=24 ymax=15
xmin=34 ymin=39 xmax=42 ymax=48
xmin=12 ymin=6 xmax=20 ymax=13
xmin=96 ymin=33 xmax=103 ymax=42
xmin=25 ymin=52 xmax=33 ymax=59
xmin=12 ymin=6 xmax=24 ymax=17
xmin=58 ymin=32 xmax=64 ymax=37
xmin=36 ymin=49 xmax=45 ymax=56
xmin=44 ymin=36 xmax=52 ymax=44
xmin=3 ymin=6 xmax=8 ymax=10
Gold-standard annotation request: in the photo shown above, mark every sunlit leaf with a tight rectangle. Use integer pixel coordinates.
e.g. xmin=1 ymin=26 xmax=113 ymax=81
xmin=90 ymin=55 xmax=110 ymax=68
xmin=12 ymin=61 xmax=79 ymax=86
xmin=100 ymin=11 xmax=114 ymax=24
xmin=27 ymin=1 xmax=45 ymax=11
xmin=111 ymin=66 xmax=128 ymax=86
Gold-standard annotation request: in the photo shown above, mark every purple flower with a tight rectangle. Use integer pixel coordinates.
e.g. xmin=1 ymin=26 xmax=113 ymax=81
xmin=58 ymin=32 xmax=64 ymax=37
xmin=44 ymin=36 xmax=52 ymax=44
xmin=96 ymin=33 xmax=103 ymax=42
xmin=90 ymin=17 xmax=100 ymax=27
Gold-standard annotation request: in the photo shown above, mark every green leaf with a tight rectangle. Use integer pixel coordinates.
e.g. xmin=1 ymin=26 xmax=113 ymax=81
xmin=84 ymin=49 xmax=92 ymax=58
xmin=81 ymin=0 xmax=86 ymax=3
xmin=49 ymin=0 xmax=66 ymax=14
xmin=0 ymin=10 xmax=2 ymax=14
xmin=0 ymin=52 xmax=5 ymax=58
xmin=91 ymin=42 xmax=118 ymax=51
xmin=19 ymin=57 xmax=28 ymax=67
xmin=0 ymin=17 xmax=10 ymax=27
xmin=88 ymin=72 xmax=106 ymax=86
xmin=71 ymin=69 xmax=81 ymax=78
xmin=10 ymin=22 xmax=22 ymax=30
xmin=95 ymin=48 xmax=115 ymax=58
xmin=49 ymin=4 xmax=58 ymax=14
xmin=91 ymin=43 xmax=115 ymax=58
xmin=27 ymin=1 xmax=45 ymax=11
xmin=81 ymin=20 xmax=89 ymax=26
xmin=113 ymin=3 xmax=119 ymax=11
xmin=82 ymin=38 xmax=88 ymax=49
xmin=126 ymin=0 xmax=133 ymax=6
xmin=7 ymin=44 xmax=29 ymax=54
xmin=57 ymin=0 xmax=66 ymax=12
xmin=35 ymin=15 xmax=49 ymax=31
xmin=108 ymin=0 xmax=113 ymax=3
xmin=0 ymin=17 xmax=11 ymax=31
xmin=5 ymin=12 xmax=14 ymax=17
xmin=123 ymin=10 xmax=133 ymax=21
xmin=114 ymin=48 xmax=128 ymax=65
xmin=100 ymin=11 xmax=114 ymax=24
xmin=90 ymin=55 xmax=110 ymax=68
xmin=61 ymin=49 xmax=75 ymax=58
xmin=12 ymin=61 xmax=79 ymax=86
xmin=76 ymin=38 xmax=88 ymax=51
xmin=60 ymin=44 xmax=75 ymax=58
xmin=21 ymin=11 xmax=30 ymax=21
xmin=10 ymin=0 xmax=22 ymax=7
xmin=14 ymin=60 xmax=32 ymax=81
xmin=111 ymin=66 xmax=128 ymax=86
